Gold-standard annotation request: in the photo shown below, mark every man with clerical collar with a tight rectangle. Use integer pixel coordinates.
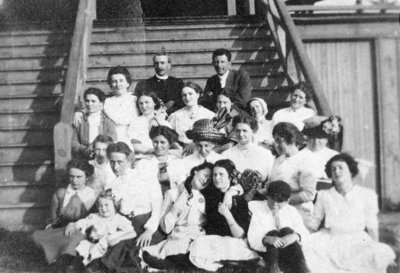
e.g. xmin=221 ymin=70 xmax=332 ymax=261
xmin=201 ymin=48 xmax=252 ymax=112
xmin=135 ymin=52 xmax=184 ymax=115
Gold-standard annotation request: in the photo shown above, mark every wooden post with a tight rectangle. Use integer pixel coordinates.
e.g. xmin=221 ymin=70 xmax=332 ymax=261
xmin=54 ymin=0 xmax=95 ymax=187
xmin=227 ymin=0 xmax=237 ymax=15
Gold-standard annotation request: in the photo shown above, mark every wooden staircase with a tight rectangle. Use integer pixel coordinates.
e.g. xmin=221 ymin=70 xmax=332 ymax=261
xmin=0 ymin=16 xmax=289 ymax=230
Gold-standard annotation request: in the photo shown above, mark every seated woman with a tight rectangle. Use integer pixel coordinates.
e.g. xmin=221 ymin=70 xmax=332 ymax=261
xmin=103 ymin=66 xmax=139 ymax=142
xmin=304 ymin=153 xmax=395 ymax=273
xmin=74 ymin=66 xmax=139 ymax=144
xmin=302 ymin=116 xmax=341 ymax=182
xmin=142 ymin=162 xmax=213 ymax=270
xmin=126 ymin=91 xmax=170 ymax=155
xmin=222 ymin=115 xmax=274 ymax=182
xmin=90 ymin=142 xmax=165 ymax=273
xmin=272 ymin=82 xmax=315 ymax=131
xmin=168 ymin=81 xmax=215 ymax=146
xmin=134 ymin=125 xmax=186 ymax=195
xmin=72 ymin=87 xmax=117 ymax=159
xmin=248 ymin=97 xmax=274 ymax=148
xmin=213 ymin=92 xmax=242 ymax=153
xmin=183 ymin=118 xmax=225 ymax=174
xmin=189 ymin=159 xmax=259 ymax=272
xmin=270 ymin=122 xmax=317 ymax=223
xmin=31 ymin=159 xmax=97 ymax=265
xmin=247 ymin=180 xmax=310 ymax=273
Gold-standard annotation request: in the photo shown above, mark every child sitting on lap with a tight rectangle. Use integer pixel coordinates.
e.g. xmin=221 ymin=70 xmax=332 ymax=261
xmin=65 ymin=189 xmax=136 ymax=266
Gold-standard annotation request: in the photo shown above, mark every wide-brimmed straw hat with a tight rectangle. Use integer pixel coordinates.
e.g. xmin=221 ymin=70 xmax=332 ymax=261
xmin=186 ymin=119 xmax=225 ymax=144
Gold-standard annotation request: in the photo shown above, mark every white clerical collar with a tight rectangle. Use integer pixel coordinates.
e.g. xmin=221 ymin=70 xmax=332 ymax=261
xmin=155 ymin=74 xmax=169 ymax=80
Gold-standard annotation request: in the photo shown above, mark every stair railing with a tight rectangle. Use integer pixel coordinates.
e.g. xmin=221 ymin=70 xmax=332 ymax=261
xmin=257 ymin=0 xmax=332 ymax=116
xmin=53 ymin=0 xmax=96 ymax=186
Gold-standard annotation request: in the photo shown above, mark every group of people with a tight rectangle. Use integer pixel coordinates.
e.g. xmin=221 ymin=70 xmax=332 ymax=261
xmin=31 ymin=48 xmax=395 ymax=273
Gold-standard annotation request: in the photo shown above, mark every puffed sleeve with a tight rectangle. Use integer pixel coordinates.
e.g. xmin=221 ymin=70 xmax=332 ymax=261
xmin=289 ymin=164 xmax=316 ymax=205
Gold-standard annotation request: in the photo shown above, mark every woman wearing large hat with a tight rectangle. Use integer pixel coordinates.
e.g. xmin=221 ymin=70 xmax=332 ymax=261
xmin=182 ymin=118 xmax=225 ymax=175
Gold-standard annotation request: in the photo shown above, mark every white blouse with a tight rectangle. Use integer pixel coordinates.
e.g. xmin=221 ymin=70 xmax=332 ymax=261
xmin=222 ymin=143 xmax=274 ymax=181
xmin=272 ymin=106 xmax=315 ymax=131
xmin=104 ymin=93 xmax=139 ymax=142
xmin=308 ymin=185 xmax=379 ymax=233
xmin=62 ymin=185 xmax=97 ymax=211
xmin=182 ymin=151 xmax=224 ymax=176
xmin=247 ymin=200 xmax=309 ymax=252
xmin=168 ymin=106 xmax=215 ymax=144
xmin=106 ymin=168 xmax=162 ymax=232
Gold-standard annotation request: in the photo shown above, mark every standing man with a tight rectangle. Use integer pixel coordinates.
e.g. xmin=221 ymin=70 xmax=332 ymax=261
xmin=202 ymin=48 xmax=252 ymax=111
xmin=135 ymin=52 xmax=184 ymax=114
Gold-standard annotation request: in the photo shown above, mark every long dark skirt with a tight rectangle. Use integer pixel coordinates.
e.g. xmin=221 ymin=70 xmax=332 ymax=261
xmin=100 ymin=212 xmax=166 ymax=273
xmin=32 ymin=227 xmax=86 ymax=264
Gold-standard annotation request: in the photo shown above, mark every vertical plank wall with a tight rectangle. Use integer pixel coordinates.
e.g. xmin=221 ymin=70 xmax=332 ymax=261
xmin=375 ymin=38 xmax=400 ymax=210
xmin=304 ymin=41 xmax=378 ymax=191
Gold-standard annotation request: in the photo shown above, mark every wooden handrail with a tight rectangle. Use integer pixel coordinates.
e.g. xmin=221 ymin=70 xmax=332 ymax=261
xmin=258 ymin=0 xmax=332 ymax=116
xmin=287 ymin=4 xmax=400 ymax=12
xmin=53 ymin=0 xmax=96 ymax=186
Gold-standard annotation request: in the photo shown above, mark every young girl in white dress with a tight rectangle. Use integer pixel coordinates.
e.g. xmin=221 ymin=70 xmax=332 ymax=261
xmin=67 ymin=189 xmax=136 ymax=266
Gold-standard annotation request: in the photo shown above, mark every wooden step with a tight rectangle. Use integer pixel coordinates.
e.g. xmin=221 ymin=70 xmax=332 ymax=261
xmin=0 ymin=61 xmax=282 ymax=83
xmin=0 ymin=126 xmax=53 ymax=145
xmin=0 ymin=110 xmax=59 ymax=128
xmin=0 ymin=203 xmax=50 ymax=230
xmin=0 ymin=21 xmax=267 ymax=47
xmin=0 ymin=160 xmax=54 ymax=183
xmin=0 ymin=181 xmax=53 ymax=205
xmin=0 ymin=37 xmax=272 ymax=58
xmin=0 ymin=94 xmax=60 ymax=111
xmin=0 ymin=143 xmax=54 ymax=163
xmin=0 ymin=48 xmax=278 ymax=70
xmin=0 ymin=82 xmax=64 ymax=96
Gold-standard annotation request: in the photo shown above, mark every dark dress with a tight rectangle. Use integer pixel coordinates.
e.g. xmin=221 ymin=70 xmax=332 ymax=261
xmin=188 ymin=184 xmax=259 ymax=271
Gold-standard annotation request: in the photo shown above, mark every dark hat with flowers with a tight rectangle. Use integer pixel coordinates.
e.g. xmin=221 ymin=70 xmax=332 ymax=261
xmin=303 ymin=115 xmax=343 ymax=151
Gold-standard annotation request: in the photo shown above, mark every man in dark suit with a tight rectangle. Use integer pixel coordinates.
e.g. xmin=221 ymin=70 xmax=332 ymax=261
xmin=135 ymin=53 xmax=184 ymax=114
xmin=202 ymin=48 xmax=252 ymax=111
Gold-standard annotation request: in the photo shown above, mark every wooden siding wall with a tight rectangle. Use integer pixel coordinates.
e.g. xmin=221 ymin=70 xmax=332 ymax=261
xmin=304 ymin=41 xmax=377 ymax=191
xmin=297 ymin=20 xmax=400 ymax=210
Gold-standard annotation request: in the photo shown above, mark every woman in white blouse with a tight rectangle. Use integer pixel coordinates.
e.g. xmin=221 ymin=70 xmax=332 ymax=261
xmin=222 ymin=115 xmax=274 ymax=182
xmin=304 ymin=153 xmax=395 ymax=273
xmin=272 ymin=82 xmax=315 ymax=131
xmin=269 ymin=122 xmax=317 ymax=223
xmin=247 ymin=97 xmax=274 ymax=147
xmin=103 ymin=66 xmax=139 ymax=142
xmin=168 ymin=82 xmax=215 ymax=146
xmin=127 ymin=91 xmax=170 ymax=155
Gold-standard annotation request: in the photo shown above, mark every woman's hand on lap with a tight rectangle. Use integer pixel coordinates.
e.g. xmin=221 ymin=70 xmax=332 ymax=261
xmin=64 ymin=223 xmax=76 ymax=237
xmin=136 ymin=229 xmax=154 ymax=248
